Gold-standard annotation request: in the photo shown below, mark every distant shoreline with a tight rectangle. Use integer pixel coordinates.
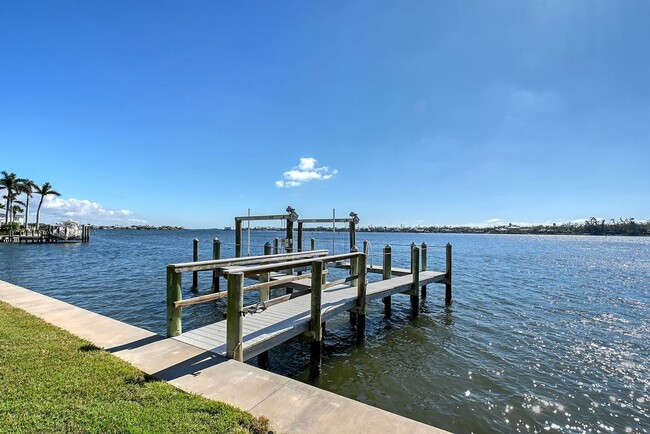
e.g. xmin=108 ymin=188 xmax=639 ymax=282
xmin=94 ymin=221 xmax=650 ymax=237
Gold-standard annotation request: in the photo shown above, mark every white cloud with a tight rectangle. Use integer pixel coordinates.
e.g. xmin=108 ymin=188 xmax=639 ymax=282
xmin=40 ymin=196 xmax=143 ymax=225
xmin=276 ymin=157 xmax=338 ymax=188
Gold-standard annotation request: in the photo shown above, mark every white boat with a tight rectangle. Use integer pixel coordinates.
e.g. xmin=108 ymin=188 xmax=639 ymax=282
xmin=51 ymin=220 xmax=82 ymax=240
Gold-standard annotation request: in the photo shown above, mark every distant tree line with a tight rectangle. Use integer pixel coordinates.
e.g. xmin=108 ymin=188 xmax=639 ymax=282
xmin=359 ymin=218 xmax=650 ymax=236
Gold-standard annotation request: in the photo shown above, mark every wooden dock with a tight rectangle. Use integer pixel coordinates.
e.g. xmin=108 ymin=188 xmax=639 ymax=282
xmin=173 ymin=271 xmax=445 ymax=361
xmin=167 ymin=238 xmax=452 ymax=377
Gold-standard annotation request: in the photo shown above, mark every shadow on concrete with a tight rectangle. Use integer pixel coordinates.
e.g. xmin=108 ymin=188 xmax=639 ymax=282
xmin=152 ymin=351 xmax=229 ymax=381
xmin=105 ymin=335 xmax=164 ymax=353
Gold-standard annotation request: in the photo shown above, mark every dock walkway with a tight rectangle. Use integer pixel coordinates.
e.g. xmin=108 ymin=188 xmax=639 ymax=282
xmin=174 ymin=271 xmax=445 ymax=360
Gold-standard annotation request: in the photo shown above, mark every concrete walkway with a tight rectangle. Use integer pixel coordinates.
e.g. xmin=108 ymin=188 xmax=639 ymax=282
xmin=0 ymin=280 xmax=449 ymax=434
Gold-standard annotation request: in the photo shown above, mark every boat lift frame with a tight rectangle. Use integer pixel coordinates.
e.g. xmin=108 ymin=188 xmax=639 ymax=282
xmin=234 ymin=206 xmax=299 ymax=257
xmin=297 ymin=211 xmax=360 ymax=253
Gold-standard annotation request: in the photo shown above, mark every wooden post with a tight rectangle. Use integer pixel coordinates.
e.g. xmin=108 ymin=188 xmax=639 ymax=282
xmin=226 ymin=272 xmax=244 ymax=361
xmin=383 ymin=244 xmax=392 ymax=316
xmin=349 ymin=245 xmax=359 ymax=325
xmin=166 ymin=266 xmax=182 ymax=337
xmin=310 ymin=260 xmax=323 ymax=378
xmin=421 ymin=242 xmax=428 ymax=297
xmin=260 ymin=242 xmax=272 ymax=302
xmin=297 ymin=221 xmax=303 ymax=252
xmin=258 ymin=242 xmax=272 ymax=369
xmin=192 ymin=238 xmax=199 ymax=291
xmin=212 ymin=238 xmax=221 ymax=291
xmin=311 ymin=238 xmax=316 ymax=250
xmin=235 ymin=219 xmax=243 ymax=257
xmin=286 ymin=219 xmax=293 ymax=253
xmin=445 ymin=243 xmax=453 ymax=304
xmin=410 ymin=243 xmax=420 ymax=317
xmin=356 ymin=251 xmax=367 ymax=342
xmin=349 ymin=221 xmax=356 ymax=252
xmin=273 ymin=237 xmax=279 ymax=255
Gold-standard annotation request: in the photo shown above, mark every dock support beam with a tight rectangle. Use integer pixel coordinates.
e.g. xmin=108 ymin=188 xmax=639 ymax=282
xmin=226 ymin=272 xmax=244 ymax=362
xmin=166 ymin=266 xmax=182 ymax=337
xmin=212 ymin=238 xmax=221 ymax=291
xmin=421 ymin=242 xmax=427 ymax=297
xmin=410 ymin=243 xmax=420 ymax=317
xmin=310 ymin=260 xmax=323 ymax=378
xmin=383 ymin=245 xmax=392 ymax=316
xmin=356 ymin=250 xmax=367 ymax=342
xmin=273 ymin=237 xmax=279 ymax=254
xmin=446 ymin=243 xmax=453 ymax=304
xmin=192 ymin=238 xmax=199 ymax=291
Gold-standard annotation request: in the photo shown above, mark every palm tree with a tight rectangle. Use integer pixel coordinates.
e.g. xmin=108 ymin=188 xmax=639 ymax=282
xmin=1 ymin=171 xmax=28 ymax=224
xmin=34 ymin=182 xmax=61 ymax=231
xmin=12 ymin=205 xmax=23 ymax=223
xmin=17 ymin=180 xmax=36 ymax=232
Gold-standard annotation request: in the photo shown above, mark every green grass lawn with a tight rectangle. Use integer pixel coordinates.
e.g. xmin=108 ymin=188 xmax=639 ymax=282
xmin=0 ymin=301 xmax=269 ymax=433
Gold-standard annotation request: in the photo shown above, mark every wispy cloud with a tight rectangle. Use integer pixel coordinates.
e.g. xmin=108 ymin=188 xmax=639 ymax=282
xmin=41 ymin=197 xmax=143 ymax=225
xmin=275 ymin=157 xmax=337 ymax=188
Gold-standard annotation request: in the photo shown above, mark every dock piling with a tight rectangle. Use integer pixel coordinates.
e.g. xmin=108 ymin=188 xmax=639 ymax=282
xmin=273 ymin=237 xmax=279 ymax=255
xmin=410 ymin=243 xmax=420 ymax=317
xmin=311 ymin=238 xmax=316 ymax=251
xmin=349 ymin=245 xmax=359 ymax=325
xmin=445 ymin=243 xmax=453 ymax=304
xmin=356 ymin=249 xmax=367 ymax=342
xmin=226 ymin=272 xmax=244 ymax=361
xmin=383 ymin=245 xmax=392 ymax=316
xmin=257 ymin=242 xmax=273 ymax=369
xmin=166 ymin=266 xmax=183 ymax=337
xmin=297 ymin=222 xmax=303 ymax=252
xmin=192 ymin=238 xmax=199 ymax=291
xmin=235 ymin=220 xmax=243 ymax=257
xmin=310 ymin=260 xmax=324 ymax=378
xmin=212 ymin=238 xmax=221 ymax=291
xmin=421 ymin=242 xmax=428 ymax=297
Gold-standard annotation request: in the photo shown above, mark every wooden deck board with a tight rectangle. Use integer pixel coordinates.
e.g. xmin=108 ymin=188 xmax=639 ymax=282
xmin=173 ymin=271 xmax=446 ymax=360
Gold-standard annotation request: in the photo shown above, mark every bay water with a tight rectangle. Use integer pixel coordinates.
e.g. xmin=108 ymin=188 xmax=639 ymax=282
xmin=1 ymin=230 xmax=648 ymax=433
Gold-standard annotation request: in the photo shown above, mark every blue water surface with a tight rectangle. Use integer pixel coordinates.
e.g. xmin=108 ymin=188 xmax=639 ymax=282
xmin=1 ymin=230 xmax=648 ymax=433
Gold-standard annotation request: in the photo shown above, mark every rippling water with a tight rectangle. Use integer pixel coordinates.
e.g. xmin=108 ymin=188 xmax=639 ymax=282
xmin=1 ymin=230 xmax=648 ymax=433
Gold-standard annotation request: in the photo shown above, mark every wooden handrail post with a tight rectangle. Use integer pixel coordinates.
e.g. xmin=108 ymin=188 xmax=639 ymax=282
xmin=226 ymin=272 xmax=244 ymax=361
xmin=356 ymin=252 xmax=367 ymax=342
xmin=273 ymin=237 xmax=279 ymax=255
xmin=410 ymin=243 xmax=420 ymax=317
xmin=192 ymin=238 xmax=199 ymax=291
xmin=235 ymin=220 xmax=243 ymax=257
xmin=445 ymin=243 xmax=453 ymax=304
xmin=311 ymin=238 xmax=316 ymax=251
xmin=383 ymin=244 xmax=392 ymax=316
xmin=212 ymin=238 xmax=221 ymax=291
xmin=349 ymin=245 xmax=359 ymax=325
xmin=421 ymin=242 xmax=428 ymax=297
xmin=310 ymin=260 xmax=324 ymax=378
xmin=167 ymin=266 xmax=183 ymax=337
xmin=297 ymin=221 xmax=303 ymax=252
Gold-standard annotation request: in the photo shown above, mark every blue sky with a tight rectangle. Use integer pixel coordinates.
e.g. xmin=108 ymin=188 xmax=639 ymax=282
xmin=2 ymin=1 xmax=649 ymax=228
